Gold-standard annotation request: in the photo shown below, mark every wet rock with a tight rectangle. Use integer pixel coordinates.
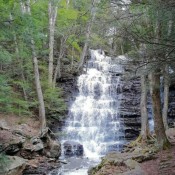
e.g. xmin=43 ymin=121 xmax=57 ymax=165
xmin=63 ymin=141 xmax=83 ymax=156
xmin=0 ymin=156 xmax=27 ymax=175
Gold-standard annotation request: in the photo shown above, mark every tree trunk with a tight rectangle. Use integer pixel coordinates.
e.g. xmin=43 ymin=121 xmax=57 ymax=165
xmin=53 ymin=37 xmax=67 ymax=87
xmin=78 ymin=42 xmax=88 ymax=71
xmin=48 ymin=0 xmax=58 ymax=86
xmin=162 ymin=65 xmax=169 ymax=130
xmin=71 ymin=47 xmax=74 ymax=70
xmin=149 ymin=71 xmax=170 ymax=148
xmin=162 ymin=17 xmax=173 ymax=130
xmin=20 ymin=0 xmax=46 ymax=131
xmin=31 ymin=38 xmax=46 ymax=130
xmin=78 ymin=0 xmax=96 ymax=71
xmin=53 ymin=52 xmax=62 ymax=88
xmin=140 ymin=75 xmax=149 ymax=141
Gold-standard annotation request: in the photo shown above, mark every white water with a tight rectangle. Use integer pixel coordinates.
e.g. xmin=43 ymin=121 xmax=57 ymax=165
xmin=55 ymin=50 xmax=125 ymax=175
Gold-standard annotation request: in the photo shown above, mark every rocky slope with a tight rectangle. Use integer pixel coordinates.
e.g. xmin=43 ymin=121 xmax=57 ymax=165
xmin=0 ymin=115 xmax=61 ymax=175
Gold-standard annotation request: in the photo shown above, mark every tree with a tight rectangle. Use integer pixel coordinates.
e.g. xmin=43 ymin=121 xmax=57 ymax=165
xmin=48 ymin=0 xmax=58 ymax=86
xmin=149 ymin=71 xmax=170 ymax=148
xmin=78 ymin=0 xmax=97 ymax=71
xmin=106 ymin=0 xmax=174 ymax=148
xmin=20 ymin=0 xmax=46 ymax=131
xmin=140 ymin=74 xmax=149 ymax=141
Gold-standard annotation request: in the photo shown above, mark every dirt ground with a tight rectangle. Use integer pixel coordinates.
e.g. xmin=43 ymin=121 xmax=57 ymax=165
xmin=0 ymin=114 xmax=40 ymax=145
xmin=141 ymin=145 xmax=175 ymax=175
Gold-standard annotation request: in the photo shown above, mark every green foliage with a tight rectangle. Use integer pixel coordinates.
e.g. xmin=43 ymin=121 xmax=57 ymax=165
xmin=0 ymin=75 xmax=13 ymax=113
xmin=38 ymin=60 xmax=67 ymax=119
xmin=44 ymin=87 xmax=67 ymax=118
xmin=0 ymin=75 xmax=32 ymax=115
xmin=0 ymin=48 xmax=12 ymax=64
xmin=0 ymin=0 xmax=108 ymax=122
xmin=67 ymin=35 xmax=81 ymax=52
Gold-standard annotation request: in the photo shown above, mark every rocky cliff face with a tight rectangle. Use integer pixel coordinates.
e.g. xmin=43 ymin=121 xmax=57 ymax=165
xmin=119 ymin=77 xmax=141 ymax=141
xmin=168 ymin=86 xmax=175 ymax=126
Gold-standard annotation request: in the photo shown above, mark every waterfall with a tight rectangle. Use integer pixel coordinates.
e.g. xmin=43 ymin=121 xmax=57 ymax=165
xmin=61 ymin=50 xmax=125 ymax=159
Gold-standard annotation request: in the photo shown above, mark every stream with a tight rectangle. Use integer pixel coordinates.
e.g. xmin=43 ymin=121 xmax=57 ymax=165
xmin=50 ymin=50 xmax=125 ymax=175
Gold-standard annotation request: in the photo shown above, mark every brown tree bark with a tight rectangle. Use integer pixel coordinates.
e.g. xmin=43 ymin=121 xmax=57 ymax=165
xmin=162 ymin=18 xmax=173 ymax=130
xmin=149 ymin=71 xmax=170 ymax=148
xmin=48 ymin=0 xmax=58 ymax=86
xmin=140 ymin=75 xmax=149 ymax=141
xmin=162 ymin=65 xmax=169 ymax=130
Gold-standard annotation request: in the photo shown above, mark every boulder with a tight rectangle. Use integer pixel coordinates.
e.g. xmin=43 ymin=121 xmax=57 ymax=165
xmin=166 ymin=128 xmax=175 ymax=143
xmin=12 ymin=129 xmax=27 ymax=137
xmin=0 ymin=119 xmax=10 ymax=130
xmin=5 ymin=140 xmax=24 ymax=155
xmin=63 ymin=141 xmax=83 ymax=156
xmin=0 ymin=156 xmax=27 ymax=175
xmin=48 ymin=140 xmax=61 ymax=158
xmin=31 ymin=138 xmax=44 ymax=152
xmin=88 ymin=151 xmax=154 ymax=175
xmin=23 ymin=137 xmax=44 ymax=152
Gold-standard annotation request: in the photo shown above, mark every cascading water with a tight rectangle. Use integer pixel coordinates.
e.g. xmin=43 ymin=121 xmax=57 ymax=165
xmin=53 ymin=50 xmax=125 ymax=175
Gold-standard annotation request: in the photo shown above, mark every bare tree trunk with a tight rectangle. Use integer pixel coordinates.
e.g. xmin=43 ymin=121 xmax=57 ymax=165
xmin=149 ymin=71 xmax=170 ymax=148
xmin=66 ymin=0 xmax=70 ymax=8
xmin=148 ymin=6 xmax=170 ymax=148
xmin=53 ymin=36 xmax=67 ymax=87
xmin=71 ymin=47 xmax=74 ymax=70
xmin=162 ymin=18 xmax=173 ymax=130
xmin=121 ymin=44 xmax=124 ymax=55
xmin=31 ymin=38 xmax=46 ymax=130
xmin=140 ymin=75 xmax=149 ymax=141
xmin=78 ymin=0 xmax=96 ymax=71
xmin=162 ymin=65 xmax=169 ymax=130
xmin=20 ymin=0 xmax=46 ymax=131
xmin=78 ymin=42 xmax=88 ymax=71
xmin=48 ymin=0 xmax=58 ymax=86
xmin=53 ymin=51 xmax=63 ymax=88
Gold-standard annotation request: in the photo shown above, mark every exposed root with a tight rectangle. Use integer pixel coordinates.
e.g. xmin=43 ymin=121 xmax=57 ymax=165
xmin=123 ymin=134 xmax=158 ymax=153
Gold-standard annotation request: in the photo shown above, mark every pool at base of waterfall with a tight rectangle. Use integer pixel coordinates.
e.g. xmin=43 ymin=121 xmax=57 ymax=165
xmin=49 ymin=157 xmax=100 ymax=175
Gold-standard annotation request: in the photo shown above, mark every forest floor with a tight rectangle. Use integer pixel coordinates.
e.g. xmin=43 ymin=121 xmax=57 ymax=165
xmin=140 ymin=145 xmax=175 ymax=175
xmin=0 ymin=114 xmax=60 ymax=174
xmin=0 ymin=114 xmax=40 ymax=142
